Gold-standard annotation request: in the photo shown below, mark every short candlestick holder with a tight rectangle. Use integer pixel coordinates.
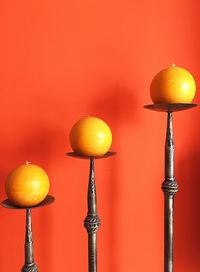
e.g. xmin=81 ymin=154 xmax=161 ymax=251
xmin=2 ymin=195 xmax=55 ymax=272
xmin=144 ymin=103 xmax=197 ymax=272
xmin=67 ymin=151 xmax=115 ymax=272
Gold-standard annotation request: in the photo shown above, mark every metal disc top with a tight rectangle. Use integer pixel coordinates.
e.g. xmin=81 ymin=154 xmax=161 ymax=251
xmin=144 ymin=103 xmax=197 ymax=112
xmin=1 ymin=195 xmax=55 ymax=210
xmin=66 ymin=151 xmax=116 ymax=160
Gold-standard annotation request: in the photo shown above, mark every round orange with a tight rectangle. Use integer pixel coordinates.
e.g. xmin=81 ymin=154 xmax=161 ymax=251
xmin=5 ymin=162 xmax=50 ymax=207
xmin=150 ymin=65 xmax=196 ymax=104
xmin=69 ymin=116 xmax=112 ymax=156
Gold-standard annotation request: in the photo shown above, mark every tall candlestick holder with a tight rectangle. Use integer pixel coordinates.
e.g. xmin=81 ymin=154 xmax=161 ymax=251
xmin=144 ymin=103 xmax=197 ymax=272
xmin=67 ymin=151 xmax=115 ymax=272
xmin=1 ymin=195 xmax=55 ymax=272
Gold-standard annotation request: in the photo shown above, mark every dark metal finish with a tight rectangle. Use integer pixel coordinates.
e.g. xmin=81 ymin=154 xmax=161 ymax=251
xmin=22 ymin=209 xmax=38 ymax=272
xmin=162 ymin=112 xmax=178 ymax=272
xmin=2 ymin=195 xmax=55 ymax=271
xmin=84 ymin=159 xmax=100 ymax=272
xmin=67 ymin=151 xmax=115 ymax=272
xmin=144 ymin=103 xmax=197 ymax=112
xmin=1 ymin=195 xmax=55 ymax=209
xmin=67 ymin=151 xmax=116 ymax=160
xmin=144 ymin=103 xmax=197 ymax=272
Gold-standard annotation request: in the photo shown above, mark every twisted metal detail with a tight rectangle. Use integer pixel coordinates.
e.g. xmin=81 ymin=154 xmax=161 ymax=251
xmin=84 ymin=214 xmax=100 ymax=233
xmin=84 ymin=158 xmax=100 ymax=272
xmin=22 ymin=264 xmax=38 ymax=272
xmin=163 ymin=112 xmax=178 ymax=272
xmin=163 ymin=112 xmax=179 ymax=197
xmin=162 ymin=179 xmax=178 ymax=197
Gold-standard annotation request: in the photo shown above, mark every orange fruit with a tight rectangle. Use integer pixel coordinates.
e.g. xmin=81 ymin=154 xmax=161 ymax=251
xmin=150 ymin=65 xmax=196 ymax=103
xmin=5 ymin=162 xmax=50 ymax=207
xmin=69 ymin=116 xmax=112 ymax=156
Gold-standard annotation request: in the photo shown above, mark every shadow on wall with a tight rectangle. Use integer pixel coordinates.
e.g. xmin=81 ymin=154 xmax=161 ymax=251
xmin=175 ymin=148 xmax=200 ymax=271
xmin=90 ymin=86 xmax=138 ymax=124
xmin=89 ymin=85 xmax=138 ymax=272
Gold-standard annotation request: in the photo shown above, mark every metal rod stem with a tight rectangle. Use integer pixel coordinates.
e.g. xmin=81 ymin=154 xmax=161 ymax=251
xmin=22 ymin=209 xmax=38 ymax=272
xmin=84 ymin=159 xmax=100 ymax=272
xmin=162 ymin=112 xmax=178 ymax=272
xmin=165 ymin=112 xmax=174 ymax=179
xmin=164 ymin=195 xmax=174 ymax=272
xmin=88 ymin=159 xmax=97 ymax=215
xmin=88 ymin=233 xmax=97 ymax=272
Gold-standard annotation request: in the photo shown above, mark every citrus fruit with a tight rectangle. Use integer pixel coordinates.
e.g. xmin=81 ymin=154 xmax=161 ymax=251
xmin=69 ymin=116 xmax=112 ymax=156
xmin=5 ymin=162 xmax=50 ymax=207
xmin=150 ymin=65 xmax=196 ymax=104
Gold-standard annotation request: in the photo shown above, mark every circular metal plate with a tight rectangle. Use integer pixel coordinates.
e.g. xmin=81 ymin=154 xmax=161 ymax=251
xmin=66 ymin=151 xmax=116 ymax=160
xmin=144 ymin=103 xmax=197 ymax=112
xmin=1 ymin=195 xmax=55 ymax=210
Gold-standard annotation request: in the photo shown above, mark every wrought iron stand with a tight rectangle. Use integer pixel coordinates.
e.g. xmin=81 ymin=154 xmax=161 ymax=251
xmin=144 ymin=103 xmax=197 ymax=272
xmin=22 ymin=208 xmax=38 ymax=272
xmin=84 ymin=158 xmax=100 ymax=272
xmin=2 ymin=195 xmax=55 ymax=272
xmin=67 ymin=151 xmax=115 ymax=272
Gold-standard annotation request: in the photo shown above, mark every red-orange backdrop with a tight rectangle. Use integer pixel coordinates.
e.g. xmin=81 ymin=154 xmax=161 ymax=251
xmin=1 ymin=0 xmax=200 ymax=271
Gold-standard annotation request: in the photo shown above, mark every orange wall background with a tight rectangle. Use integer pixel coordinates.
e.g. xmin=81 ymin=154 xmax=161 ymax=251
xmin=1 ymin=0 xmax=200 ymax=271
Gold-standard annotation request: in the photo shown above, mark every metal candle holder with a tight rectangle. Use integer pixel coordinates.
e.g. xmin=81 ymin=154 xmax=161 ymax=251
xmin=1 ymin=195 xmax=55 ymax=272
xmin=67 ymin=151 xmax=115 ymax=272
xmin=144 ymin=103 xmax=197 ymax=272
